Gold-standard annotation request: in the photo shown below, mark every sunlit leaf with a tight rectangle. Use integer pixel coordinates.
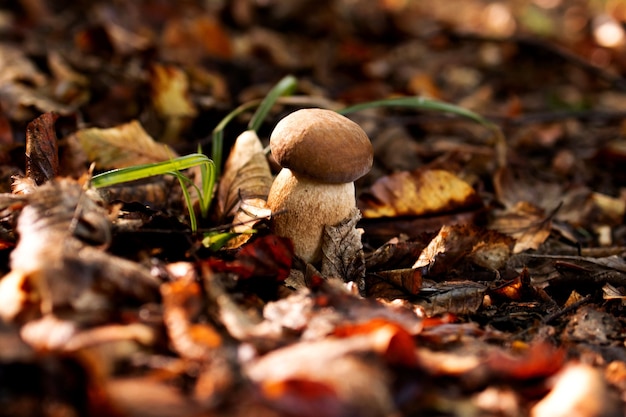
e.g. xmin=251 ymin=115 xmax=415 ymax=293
xmin=76 ymin=120 xmax=175 ymax=169
xmin=359 ymin=169 xmax=482 ymax=219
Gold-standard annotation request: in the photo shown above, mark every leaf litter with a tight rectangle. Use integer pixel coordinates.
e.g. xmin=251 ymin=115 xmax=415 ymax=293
xmin=1 ymin=1 xmax=626 ymax=416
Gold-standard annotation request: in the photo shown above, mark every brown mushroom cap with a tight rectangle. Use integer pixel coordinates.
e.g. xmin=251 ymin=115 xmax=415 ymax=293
xmin=270 ymin=108 xmax=373 ymax=183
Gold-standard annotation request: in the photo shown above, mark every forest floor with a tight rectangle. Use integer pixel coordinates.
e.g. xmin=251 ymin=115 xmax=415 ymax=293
xmin=1 ymin=1 xmax=626 ymax=416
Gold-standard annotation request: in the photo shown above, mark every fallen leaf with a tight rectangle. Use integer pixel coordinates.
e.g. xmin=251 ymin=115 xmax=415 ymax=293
xmin=161 ymin=14 xmax=233 ymax=63
xmin=320 ymin=208 xmax=365 ymax=283
xmin=75 ymin=120 xmax=175 ymax=169
xmin=0 ymin=178 xmax=160 ymax=321
xmin=359 ymin=168 xmax=482 ymax=218
xmin=260 ymin=378 xmax=349 ymax=417
xmin=369 ymin=268 xmax=423 ymax=296
xmin=416 ymin=281 xmax=487 ymax=317
xmin=413 ymin=224 xmax=513 ymax=274
xmin=161 ymin=279 xmax=222 ymax=360
xmin=332 ymin=318 xmax=419 ymax=367
xmin=531 ymin=363 xmax=621 ymax=417
xmin=207 ymin=234 xmax=293 ymax=282
xmin=216 ymin=130 xmax=273 ymax=224
xmin=151 ymin=64 xmax=197 ymax=119
xmin=490 ymin=201 xmax=552 ymax=253
xmin=25 ymin=112 xmax=59 ymax=185
xmin=245 ymin=335 xmax=396 ymax=417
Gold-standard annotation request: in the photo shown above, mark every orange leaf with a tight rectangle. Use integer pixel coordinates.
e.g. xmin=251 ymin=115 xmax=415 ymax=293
xmin=359 ymin=169 xmax=481 ymax=218
xmin=333 ymin=318 xmax=418 ymax=367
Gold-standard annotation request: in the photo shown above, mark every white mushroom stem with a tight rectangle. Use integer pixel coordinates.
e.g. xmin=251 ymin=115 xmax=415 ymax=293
xmin=267 ymin=168 xmax=356 ymax=264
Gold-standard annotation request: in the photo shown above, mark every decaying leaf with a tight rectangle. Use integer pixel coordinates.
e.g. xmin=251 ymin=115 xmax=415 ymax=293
xmin=359 ymin=168 xmax=482 ymax=218
xmin=320 ymin=207 xmax=365 ymax=283
xmin=490 ymin=201 xmax=552 ymax=253
xmin=413 ymin=224 xmax=514 ymax=275
xmin=151 ymin=64 xmax=197 ymax=119
xmin=417 ymin=281 xmax=487 ymax=316
xmin=75 ymin=120 xmax=175 ymax=169
xmin=25 ymin=112 xmax=59 ymax=185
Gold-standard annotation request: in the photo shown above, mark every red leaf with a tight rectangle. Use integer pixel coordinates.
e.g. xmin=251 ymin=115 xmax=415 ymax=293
xmin=208 ymin=235 xmax=293 ymax=282
xmin=261 ymin=378 xmax=348 ymax=417
xmin=333 ymin=318 xmax=419 ymax=367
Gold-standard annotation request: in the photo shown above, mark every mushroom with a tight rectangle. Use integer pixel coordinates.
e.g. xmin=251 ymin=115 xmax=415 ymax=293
xmin=267 ymin=108 xmax=373 ymax=264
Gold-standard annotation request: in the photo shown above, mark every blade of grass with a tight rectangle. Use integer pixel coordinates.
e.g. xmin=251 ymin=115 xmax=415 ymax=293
xmin=211 ymin=100 xmax=261 ymax=177
xmin=171 ymin=171 xmax=198 ymax=232
xmin=339 ymin=96 xmax=495 ymax=128
xmin=248 ymin=75 xmax=298 ymax=132
xmin=210 ymin=75 xmax=297 ymax=177
xmin=91 ymin=153 xmax=213 ymax=188
xmin=339 ymin=96 xmax=507 ymax=168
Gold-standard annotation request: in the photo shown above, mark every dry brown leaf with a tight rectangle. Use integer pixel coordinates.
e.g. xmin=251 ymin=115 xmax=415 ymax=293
xmin=25 ymin=112 xmax=59 ymax=185
xmin=416 ymin=280 xmax=487 ymax=316
xmin=75 ymin=120 xmax=176 ymax=169
xmin=359 ymin=168 xmax=481 ymax=218
xmin=0 ymin=44 xmax=46 ymax=86
xmin=413 ymin=224 xmax=513 ymax=274
xmin=320 ymin=208 xmax=365 ymax=283
xmin=161 ymin=279 xmax=222 ymax=361
xmin=490 ymin=201 xmax=552 ymax=254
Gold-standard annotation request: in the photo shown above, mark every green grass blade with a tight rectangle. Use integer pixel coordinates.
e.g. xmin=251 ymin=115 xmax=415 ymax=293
xmin=248 ymin=75 xmax=298 ymax=132
xmin=91 ymin=153 xmax=213 ymax=188
xmin=339 ymin=96 xmax=495 ymax=128
xmin=211 ymin=100 xmax=261 ymax=176
xmin=170 ymin=171 xmax=198 ymax=232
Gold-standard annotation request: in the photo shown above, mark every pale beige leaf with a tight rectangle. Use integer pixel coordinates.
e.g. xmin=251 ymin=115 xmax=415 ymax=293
xmin=151 ymin=64 xmax=197 ymax=118
xmin=75 ymin=120 xmax=176 ymax=169
xmin=217 ymin=130 xmax=272 ymax=220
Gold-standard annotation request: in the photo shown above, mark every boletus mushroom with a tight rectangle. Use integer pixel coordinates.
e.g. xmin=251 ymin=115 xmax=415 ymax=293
xmin=267 ymin=108 xmax=373 ymax=264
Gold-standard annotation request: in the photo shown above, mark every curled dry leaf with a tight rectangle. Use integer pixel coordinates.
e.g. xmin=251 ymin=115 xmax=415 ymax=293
xmin=74 ymin=120 xmax=175 ymax=169
xmin=413 ymin=224 xmax=514 ymax=275
xmin=417 ymin=281 xmax=487 ymax=317
xmin=25 ymin=112 xmax=59 ymax=185
xmin=359 ymin=168 xmax=482 ymax=218
xmin=161 ymin=279 xmax=222 ymax=361
xmin=216 ymin=130 xmax=273 ymax=224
